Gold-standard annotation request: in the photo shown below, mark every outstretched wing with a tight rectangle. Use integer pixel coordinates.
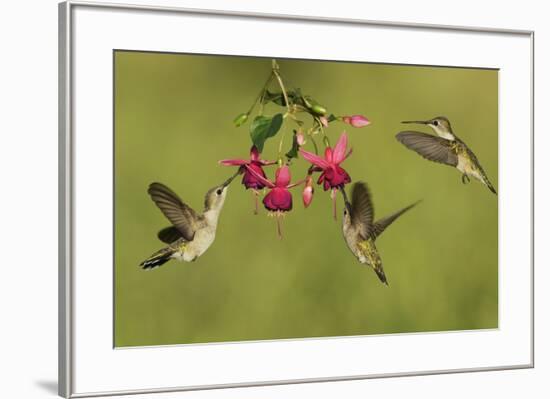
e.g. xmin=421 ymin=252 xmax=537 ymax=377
xmin=147 ymin=182 xmax=203 ymax=241
xmin=351 ymin=182 xmax=375 ymax=238
xmin=157 ymin=226 xmax=183 ymax=244
xmin=396 ymin=131 xmax=458 ymax=167
xmin=372 ymin=201 xmax=420 ymax=239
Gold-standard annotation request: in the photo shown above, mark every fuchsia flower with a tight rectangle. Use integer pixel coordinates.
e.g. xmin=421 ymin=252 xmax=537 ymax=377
xmin=299 ymin=132 xmax=352 ymax=220
xmin=245 ymin=165 xmax=303 ymax=238
xmin=219 ymin=146 xmax=276 ymax=214
xmin=342 ymin=115 xmax=370 ymax=128
xmin=219 ymin=146 xmax=275 ymax=190
xmin=262 ymin=166 xmax=294 ymax=212
xmin=300 ymin=132 xmax=352 ymax=191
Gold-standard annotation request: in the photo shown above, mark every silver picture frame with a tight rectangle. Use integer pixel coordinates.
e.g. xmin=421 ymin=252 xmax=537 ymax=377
xmin=59 ymin=1 xmax=535 ymax=397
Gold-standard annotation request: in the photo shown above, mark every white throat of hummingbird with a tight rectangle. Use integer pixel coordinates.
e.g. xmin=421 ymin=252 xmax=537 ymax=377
xmin=204 ymin=170 xmax=240 ymax=224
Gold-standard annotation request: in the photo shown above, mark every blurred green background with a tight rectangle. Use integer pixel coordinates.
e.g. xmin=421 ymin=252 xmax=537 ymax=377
xmin=114 ymin=51 xmax=498 ymax=347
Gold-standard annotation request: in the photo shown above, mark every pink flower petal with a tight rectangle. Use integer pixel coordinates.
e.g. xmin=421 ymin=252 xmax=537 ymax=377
xmin=299 ymin=148 xmax=330 ymax=169
xmin=332 ymin=132 xmax=348 ymax=164
xmin=242 ymin=164 xmax=268 ymax=190
xmin=245 ymin=164 xmax=275 ymax=188
xmin=263 ymin=187 xmax=293 ymax=212
xmin=275 ymin=165 xmax=291 ymax=187
xmin=324 ymin=147 xmax=333 ymax=163
xmin=296 ymin=133 xmax=306 ymax=146
xmin=342 ymin=115 xmax=370 ymax=128
xmin=250 ymin=146 xmax=260 ymax=161
xmin=302 ymin=186 xmax=313 ymax=208
xmin=350 ymin=115 xmax=370 ymax=128
xmin=219 ymin=159 xmax=248 ymax=166
xmin=302 ymin=176 xmax=314 ymax=208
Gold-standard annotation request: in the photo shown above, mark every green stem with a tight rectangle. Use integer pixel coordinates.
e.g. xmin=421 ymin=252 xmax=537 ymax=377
xmin=310 ymin=135 xmax=319 ymax=155
xmin=272 ymin=59 xmax=292 ymax=160
xmin=272 ymin=69 xmax=291 ymax=114
xmin=278 ymin=128 xmax=287 ymax=160
xmin=248 ymin=73 xmax=274 ymax=116
xmin=314 ymin=117 xmax=331 ymax=148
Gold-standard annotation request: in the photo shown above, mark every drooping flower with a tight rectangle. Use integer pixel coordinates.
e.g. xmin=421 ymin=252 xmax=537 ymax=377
xmin=300 ymin=132 xmax=352 ymax=191
xmin=302 ymin=175 xmax=314 ymax=208
xmin=342 ymin=115 xmax=370 ymax=128
xmin=299 ymin=132 xmax=352 ymax=220
xmin=263 ymin=175 xmax=293 ymax=212
xmin=245 ymin=165 xmax=303 ymax=238
xmin=319 ymin=116 xmax=329 ymax=128
xmin=219 ymin=146 xmax=276 ymax=213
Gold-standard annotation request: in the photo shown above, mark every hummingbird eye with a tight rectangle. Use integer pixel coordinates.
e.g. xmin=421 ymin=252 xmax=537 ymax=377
xmin=433 ymin=120 xmax=439 ymax=126
xmin=216 ymin=189 xmax=222 ymax=195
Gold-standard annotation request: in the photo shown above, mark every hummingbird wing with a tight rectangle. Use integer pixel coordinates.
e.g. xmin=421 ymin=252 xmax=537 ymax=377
xmin=396 ymin=131 xmax=458 ymax=166
xmin=147 ymin=182 xmax=204 ymax=241
xmin=350 ymin=182 xmax=375 ymax=238
xmin=372 ymin=201 xmax=420 ymax=239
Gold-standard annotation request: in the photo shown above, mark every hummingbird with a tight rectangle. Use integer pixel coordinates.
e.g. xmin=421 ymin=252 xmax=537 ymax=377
xmin=140 ymin=172 xmax=239 ymax=269
xmin=341 ymin=182 xmax=419 ymax=285
xmin=396 ymin=116 xmax=497 ymax=194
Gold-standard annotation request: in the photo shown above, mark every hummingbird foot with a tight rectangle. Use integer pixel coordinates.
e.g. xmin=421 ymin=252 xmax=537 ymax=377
xmin=462 ymin=174 xmax=470 ymax=184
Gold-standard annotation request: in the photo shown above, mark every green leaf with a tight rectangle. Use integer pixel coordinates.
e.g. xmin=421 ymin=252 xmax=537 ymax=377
xmin=261 ymin=90 xmax=283 ymax=106
xmin=262 ymin=90 xmax=298 ymax=107
xmin=249 ymin=114 xmax=284 ymax=152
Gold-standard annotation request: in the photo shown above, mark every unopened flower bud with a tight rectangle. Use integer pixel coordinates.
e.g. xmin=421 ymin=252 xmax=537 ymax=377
xmin=296 ymin=132 xmax=306 ymax=146
xmin=233 ymin=113 xmax=249 ymax=127
xmin=342 ymin=115 xmax=370 ymax=128
xmin=309 ymin=101 xmax=327 ymax=116
xmin=302 ymin=175 xmax=314 ymax=208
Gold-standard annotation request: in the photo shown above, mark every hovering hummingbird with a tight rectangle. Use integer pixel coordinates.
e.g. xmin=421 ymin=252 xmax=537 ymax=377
xmin=140 ymin=172 xmax=239 ymax=269
xmin=396 ymin=116 xmax=497 ymax=194
xmin=341 ymin=182 xmax=419 ymax=285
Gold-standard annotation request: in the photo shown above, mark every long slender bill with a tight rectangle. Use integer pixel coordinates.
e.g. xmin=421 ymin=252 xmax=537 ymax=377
xmin=222 ymin=169 xmax=242 ymax=187
xmin=401 ymin=120 xmax=429 ymax=124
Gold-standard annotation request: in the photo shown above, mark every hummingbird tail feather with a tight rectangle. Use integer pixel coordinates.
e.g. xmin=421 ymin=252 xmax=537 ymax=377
xmin=374 ymin=266 xmax=389 ymax=286
xmin=475 ymin=165 xmax=497 ymax=195
xmin=140 ymin=247 xmax=175 ymax=270
xmin=484 ymin=176 xmax=497 ymax=195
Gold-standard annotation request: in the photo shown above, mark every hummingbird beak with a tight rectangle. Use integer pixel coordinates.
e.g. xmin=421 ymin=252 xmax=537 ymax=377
xmin=338 ymin=186 xmax=352 ymax=214
xmin=222 ymin=169 xmax=241 ymax=188
xmin=401 ymin=120 xmax=430 ymax=125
